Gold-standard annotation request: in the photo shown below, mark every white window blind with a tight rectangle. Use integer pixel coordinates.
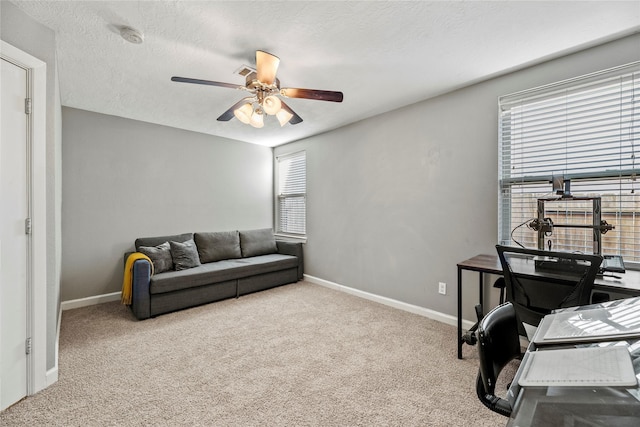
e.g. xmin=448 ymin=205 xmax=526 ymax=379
xmin=276 ymin=151 xmax=306 ymax=235
xmin=499 ymin=62 xmax=640 ymax=263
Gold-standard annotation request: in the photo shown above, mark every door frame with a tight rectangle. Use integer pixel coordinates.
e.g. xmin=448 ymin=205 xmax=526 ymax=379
xmin=1 ymin=40 xmax=48 ymax=396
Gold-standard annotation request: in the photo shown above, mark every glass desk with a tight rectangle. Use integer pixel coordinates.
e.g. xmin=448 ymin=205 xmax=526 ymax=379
xmin=506 ymin=297 xmax=640 ymax=427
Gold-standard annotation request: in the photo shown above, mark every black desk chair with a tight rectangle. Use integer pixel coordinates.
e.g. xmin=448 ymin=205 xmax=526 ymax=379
xmin=495 ymin=245 xmax=603 ymax=340
xmin=476 ymin=301 xmax=521 ymax=417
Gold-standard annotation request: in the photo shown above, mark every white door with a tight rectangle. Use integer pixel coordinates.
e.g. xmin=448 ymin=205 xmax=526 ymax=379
xmin=0 ymin=56 xmax=29 ymax=411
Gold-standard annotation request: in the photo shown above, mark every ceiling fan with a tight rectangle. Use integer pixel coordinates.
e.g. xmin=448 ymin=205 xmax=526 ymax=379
xmin=171 ymin=50 xmax=343 ymax=128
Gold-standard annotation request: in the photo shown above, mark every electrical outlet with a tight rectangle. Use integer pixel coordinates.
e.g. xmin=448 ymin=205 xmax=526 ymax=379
xmin=438 ymin=282 xmax=446 ymax=295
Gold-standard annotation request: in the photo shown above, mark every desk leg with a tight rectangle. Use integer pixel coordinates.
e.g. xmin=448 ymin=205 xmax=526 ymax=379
xmin=457 ymin=265 xmax=463 ymax=359
xmin=479 ymin=272 xmax=484 ymax=313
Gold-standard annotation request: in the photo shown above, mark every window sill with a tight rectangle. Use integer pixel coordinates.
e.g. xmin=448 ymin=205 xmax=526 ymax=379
xmin=274 ymin=233 xmax=307 ymax=244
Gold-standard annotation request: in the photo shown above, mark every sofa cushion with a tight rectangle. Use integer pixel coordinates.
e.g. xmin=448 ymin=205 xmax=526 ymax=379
xmin=150 ymin=261 xmax=239 ymax=294
xmin=194 ymin=231 xmax=241 ymax=263
xmin=149 ymin=254 xmax=298 ymax=295
xmin=228 ymin=254 xmax=298 ymax=277
xmin=135 ymin=233 xmax=193 ymax=251
xmin=239 ymin=228 xmax=277 ymax=257
xmin=138 ymin=241 xmax=174 ymax=273
xmin=169 ymin=239 xmax=201 ymax=271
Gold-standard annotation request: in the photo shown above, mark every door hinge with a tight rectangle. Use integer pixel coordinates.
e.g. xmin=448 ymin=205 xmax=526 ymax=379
xmin=26 ymin=337 xmax=32 ymax=355
xmin=25 ymin=98 xmax=32 ymax=114
xmin=25 ymin=217 xmax=32 ymax=235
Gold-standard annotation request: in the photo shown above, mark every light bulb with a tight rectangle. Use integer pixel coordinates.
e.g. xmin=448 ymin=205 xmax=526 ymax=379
xmin=262 ymin=95 xmax=282 ymax=115
xmin=233 ymin=103 xmax=253 ymax=124
xmin=249 ymin=108 xmax=264 ymax=128
xmin=276 ymin=109 xmax=294 ymax=126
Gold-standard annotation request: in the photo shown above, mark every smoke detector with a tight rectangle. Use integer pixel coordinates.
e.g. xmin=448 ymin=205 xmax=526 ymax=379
xmin=120 ymin=26 xmax=144 ymax=44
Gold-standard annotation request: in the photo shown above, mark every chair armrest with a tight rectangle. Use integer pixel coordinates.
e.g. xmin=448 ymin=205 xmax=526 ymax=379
xmin=130 ymin=259 xmax=152 ymax=320
xmin=276 ymin=240 xmax=304 ymax=280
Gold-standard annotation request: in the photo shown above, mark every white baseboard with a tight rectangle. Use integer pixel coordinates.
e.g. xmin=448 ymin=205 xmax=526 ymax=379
xmin=46 ymin=306 xmax=62 ymax=387
xmin=59 ymin=280 xmax=478 ymax=332
xmin=46 ymin=366 xmax=58 ymax=387
xmin=61 ymin=291 xmax=121 ymax=311
xmin=304 ymin=274 xmax=476 ymax=331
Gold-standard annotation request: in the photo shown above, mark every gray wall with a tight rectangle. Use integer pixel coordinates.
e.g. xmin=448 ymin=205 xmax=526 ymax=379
xmin=1 ymin=1 xmax=62 ymax=371
xmin=61 ymin=108 xmax=274 ymax=301
xmin=274 ymin=33 xmax=640 ymax=322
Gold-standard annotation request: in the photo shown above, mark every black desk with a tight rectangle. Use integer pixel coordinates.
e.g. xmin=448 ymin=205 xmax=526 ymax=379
xmin=457 ymin=254 xmax=640 ymax=359
xmin=506 ymin=297 xmax=640 ymax=427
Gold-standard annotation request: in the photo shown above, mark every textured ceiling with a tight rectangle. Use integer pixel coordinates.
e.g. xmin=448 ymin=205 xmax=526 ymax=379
xmin=10 ymin=1 xmax=640 ymax=147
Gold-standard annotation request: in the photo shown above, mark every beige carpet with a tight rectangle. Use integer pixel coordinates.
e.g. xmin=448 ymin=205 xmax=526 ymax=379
xmin=0 ymin=281 xmax=515 ymax=426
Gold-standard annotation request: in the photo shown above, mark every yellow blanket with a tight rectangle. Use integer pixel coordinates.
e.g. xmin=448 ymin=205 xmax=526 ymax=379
xmin=121 ymin=252 xmax=154 ymax=305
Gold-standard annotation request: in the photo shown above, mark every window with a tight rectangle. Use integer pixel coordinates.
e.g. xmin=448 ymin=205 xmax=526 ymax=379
xmin=499 ymin=62 xmax=640 ymax=264
xmin=276 ymin=151 xmax=306 ymax=236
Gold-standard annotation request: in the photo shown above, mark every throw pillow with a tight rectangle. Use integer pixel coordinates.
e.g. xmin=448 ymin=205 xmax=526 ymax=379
xmin=169 ymin=239 xmax=201 ymax=271
xmin=194 ymin=231 xmax=242 ymax=263
xmin=239 ymin=228 xmax=278 ymax=257
xmin=135 ymin=233 xmax=193 ymax=251
xmin=138 ymin=242 xmax=173 ymax=273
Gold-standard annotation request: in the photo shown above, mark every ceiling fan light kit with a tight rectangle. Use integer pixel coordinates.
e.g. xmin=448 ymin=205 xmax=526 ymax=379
xmin=276 ymin=108 xmax=294 ymax=127
xmin=249 ymin=108 xmax=265 ymax=128
xmin=233 ymin=103 xmax=253 ymax=124
xmin=262 ymin=95 xmax=282 ymax=115
xmin=171 ymin=50 xmax=343 ymax=128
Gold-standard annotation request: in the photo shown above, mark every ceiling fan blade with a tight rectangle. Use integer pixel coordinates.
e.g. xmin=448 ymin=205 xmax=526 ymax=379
xmin=217 ymin=98 xmax=254 ymax=121
xmin=256 ymin=51 xmax=280 ymax=85
xmin=280 ymin=100 xmax=303 ymax=125
xmin=280 ymin=87 xmax=343 ymax=103
xmin=171 ymin=76 xmax=244 ymax=90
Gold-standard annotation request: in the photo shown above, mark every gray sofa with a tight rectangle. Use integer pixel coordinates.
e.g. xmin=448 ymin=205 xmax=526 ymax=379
xmin=125 ymin=228 xmax=303 ymax=320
